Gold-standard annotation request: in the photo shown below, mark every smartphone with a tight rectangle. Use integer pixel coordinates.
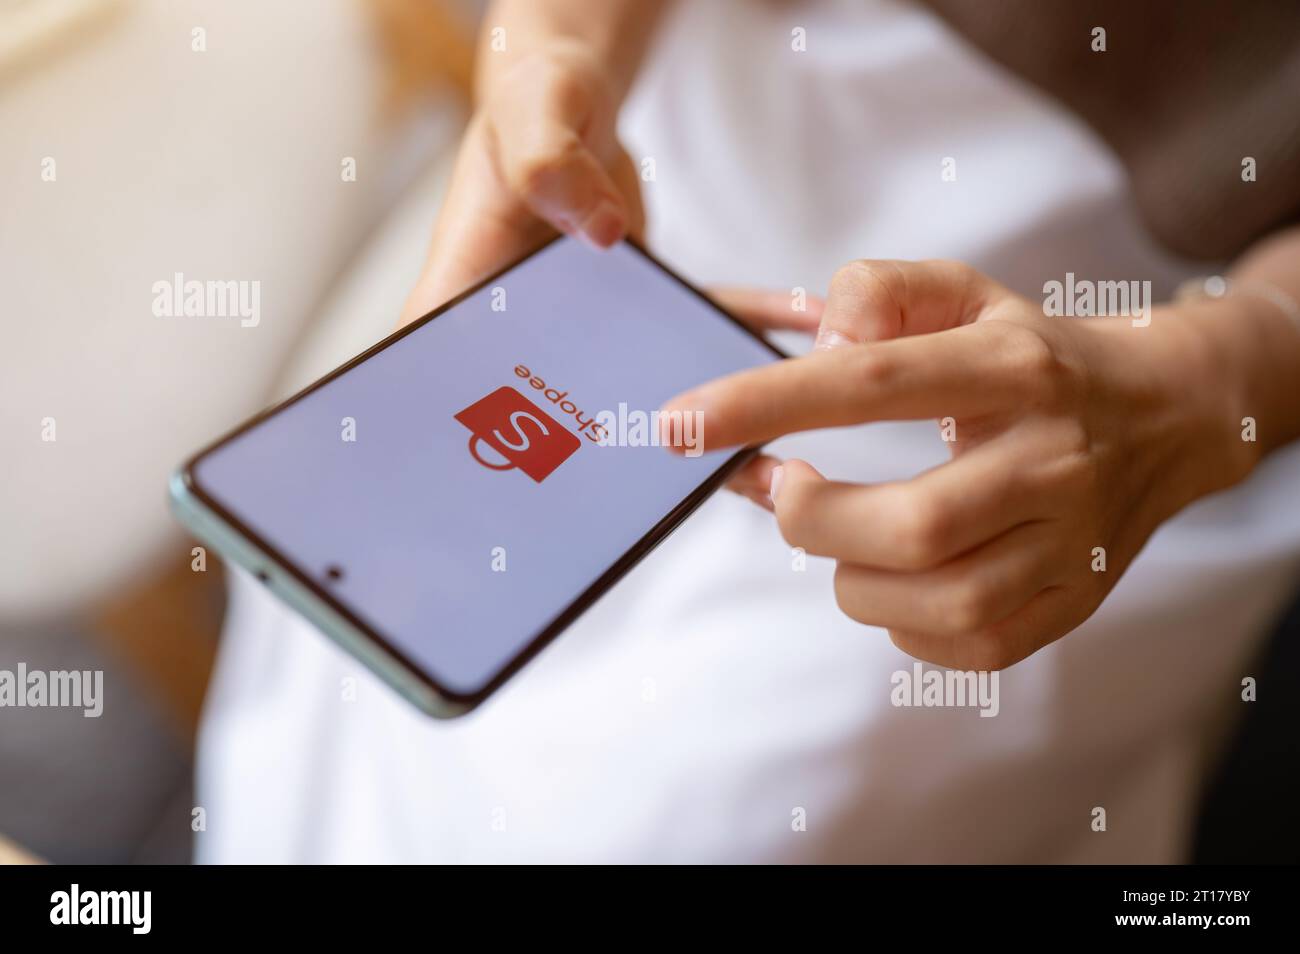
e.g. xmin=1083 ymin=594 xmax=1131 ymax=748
xmin=171 ymin=237 xmax=784 ymax=717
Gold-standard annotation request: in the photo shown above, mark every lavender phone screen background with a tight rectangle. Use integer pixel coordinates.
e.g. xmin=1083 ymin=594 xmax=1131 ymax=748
xmin=193 ymin=239 xmax=780 ymax=695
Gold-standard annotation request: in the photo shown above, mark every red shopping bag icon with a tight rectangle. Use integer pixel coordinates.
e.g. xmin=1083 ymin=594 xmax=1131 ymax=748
xmin=454 ymin=386 xmax=580 ymax=483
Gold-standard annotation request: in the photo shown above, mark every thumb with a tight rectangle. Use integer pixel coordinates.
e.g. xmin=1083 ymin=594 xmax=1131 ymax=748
xmin=814 ymin=259 xmax=994 ymax=350
xmin=768 ymin=459 xmax=828 ymax=537
xmin=496 ymin=114 xmax=630 ymax=249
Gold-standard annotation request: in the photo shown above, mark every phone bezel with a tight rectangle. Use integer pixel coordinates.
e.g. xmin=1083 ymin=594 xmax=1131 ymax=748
xmin=177 ymin=236 xmax=787 ymax=714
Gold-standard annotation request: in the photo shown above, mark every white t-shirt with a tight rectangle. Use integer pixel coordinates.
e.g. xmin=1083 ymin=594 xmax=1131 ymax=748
xmin=196 ymin=0 xmax=1300 ymax=862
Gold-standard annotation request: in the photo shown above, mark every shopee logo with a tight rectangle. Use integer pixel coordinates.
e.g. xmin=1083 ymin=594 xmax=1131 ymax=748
xmin=454 ymin=386 xmax=580 ymax=483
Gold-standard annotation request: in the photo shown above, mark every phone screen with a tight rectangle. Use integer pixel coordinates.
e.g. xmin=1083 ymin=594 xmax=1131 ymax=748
xmin=188 ymin=239 xmax=781 ymax=702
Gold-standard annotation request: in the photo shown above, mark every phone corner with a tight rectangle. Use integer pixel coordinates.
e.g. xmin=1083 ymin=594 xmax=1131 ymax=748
xmin=417 ymin=693 xmax=474 ymax=720
xmin=167 ymin=464 xmax=196 ymax=516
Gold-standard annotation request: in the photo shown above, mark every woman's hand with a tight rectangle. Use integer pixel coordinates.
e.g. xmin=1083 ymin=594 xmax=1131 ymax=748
xmin=399 ymin=42 xmax=644 ymax=327
xmin=663 ymin=260 xmax=1257 ymax=670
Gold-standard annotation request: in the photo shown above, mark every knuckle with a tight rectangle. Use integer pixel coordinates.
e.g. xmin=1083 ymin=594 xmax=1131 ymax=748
xmin=546 ymin=61 xmax=587 ymax=98
xmin=942 ymin=579 xmax=998 ymax=633
xmin=851 ymin=344 xmax=895 ymax=389
xmin=995 ymin=322 xmax=1081 ymax=405
xmin=927 ymin=258 xmax=979 ymax=291
xmin=512 ymin=136 xmax=585 ymax=196
xmin=548 ymin=65 xmax=605 ymax=115
xmin=890 ymin=494 xmax=950 ymax=569
xmin=1059 ymin=423 xmax=1097 ymax=478
xmin=829 ymin=260 xmax=905 ymax=312
xmin=828 ymin=261 xmax=872 ymax=299
xmin=1007 ymin=322 xmax=1060 ymax=377
xmin=950 ymin=259 xmax=981 ymax=285
xmin=1039 ymin=422 xmax=1098 ymax=498
xmin=1062 ymin=416 xmax=1093 ymax=456
xmin=508 ymin=46 xmax=599 ymax=100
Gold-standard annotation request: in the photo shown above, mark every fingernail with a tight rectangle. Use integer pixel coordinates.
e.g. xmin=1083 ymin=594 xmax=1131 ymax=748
xmin=814 ymin=328 xmax=855 ymax=351
xmin=769 ymin=465 xmax=784 ymax=504
xmin=577 ymin=201 xmax=625 ymax=249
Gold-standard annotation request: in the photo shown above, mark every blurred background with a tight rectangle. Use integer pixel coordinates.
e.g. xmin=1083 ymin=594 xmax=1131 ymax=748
xmin=0 ymin=0 xmax=476 ymax=863
xmin=2 ymin=0 xmax=1296 ymax=865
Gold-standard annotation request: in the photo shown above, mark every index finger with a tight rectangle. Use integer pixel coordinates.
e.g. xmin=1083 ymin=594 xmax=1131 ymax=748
xmin=663 ymin=323 xmax=1023 ymax=452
